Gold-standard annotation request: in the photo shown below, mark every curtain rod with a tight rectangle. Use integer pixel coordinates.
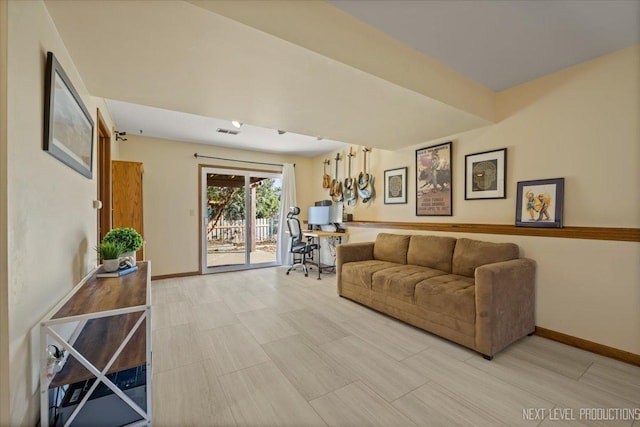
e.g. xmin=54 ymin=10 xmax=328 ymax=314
xmin=193 ymin=153 xmax=294 ymax=168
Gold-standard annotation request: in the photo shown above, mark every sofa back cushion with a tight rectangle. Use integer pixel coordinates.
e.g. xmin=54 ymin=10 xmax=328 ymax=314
xmin=374 ymin=233 xmax=410 ymax=264
xmin=407 ymin=235 xmax=457 ymax=273
xmin=452 ymin=238 xmax=519 ymax=277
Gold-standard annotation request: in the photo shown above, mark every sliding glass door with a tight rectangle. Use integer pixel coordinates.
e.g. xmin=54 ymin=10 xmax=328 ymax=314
xmin=201 ymin=167 xmax=281 ymax=273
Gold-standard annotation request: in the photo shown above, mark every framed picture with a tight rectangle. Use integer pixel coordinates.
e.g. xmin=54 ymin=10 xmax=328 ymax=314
xmin=43 ymin=51 xmax=94 ymax=178
xmin=465 ymin=148 xmax=506 ymax=200
xmin=384 ymin=167 xmax=407 ymax=204
xmin=516 ymin=178 xmax=564 ymax=228
xmin=416 ymin=141 xmax=452 ymax=216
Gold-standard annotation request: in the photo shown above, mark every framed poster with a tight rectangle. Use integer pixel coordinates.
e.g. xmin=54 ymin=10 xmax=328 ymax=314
xmin=465 ymin=148 xmax=506 ymax=200
xmin=516 ymin=178 xmax=564 ymax=228
xmin=43 ymin=51 xmax=95 ymax=178
xmin=384 ymin=167 xmax=407 ymax=204
xmin=416 ymin=141 xmax=452 ymax=216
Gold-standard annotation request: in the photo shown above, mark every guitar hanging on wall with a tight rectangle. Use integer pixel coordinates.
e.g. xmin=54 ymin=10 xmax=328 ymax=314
xmin=322 ymin=159 xmax=331 ymax=189
xmin=357 ymin=147 xmax=375 ymax=203
xmin=344 ymin=147 xmax=357 ymax=206
xmin=329 ymin=153 xmax=343 ymax=202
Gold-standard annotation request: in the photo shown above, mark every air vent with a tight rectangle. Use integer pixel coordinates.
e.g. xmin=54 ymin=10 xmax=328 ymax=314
xmin=216 ymin=128 xmax=240 ymax=135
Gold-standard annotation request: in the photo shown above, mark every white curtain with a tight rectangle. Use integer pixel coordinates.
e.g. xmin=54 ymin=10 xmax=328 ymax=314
xmin=276 ymin=163 xmax=297 ymax=265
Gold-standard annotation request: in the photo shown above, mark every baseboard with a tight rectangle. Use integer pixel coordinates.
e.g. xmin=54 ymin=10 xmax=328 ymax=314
xmin=535 ymin=326 xmax=640 ymax=367
xmin=151 ymin=271 xmax=200 ymax=280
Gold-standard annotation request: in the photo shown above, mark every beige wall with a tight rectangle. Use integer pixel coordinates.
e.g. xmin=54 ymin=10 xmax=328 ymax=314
xmin=310 ymin=46 xmax=640 ymax=355
xmin=6 ymin=1 xmax=116 ymax=424
xmin=313 ymin=46 xmax=640 ymax=228
xmin=1 ymin=0 xmax=9 ymax=424
xmin=114 ymin=135 xmax=313 ymax=277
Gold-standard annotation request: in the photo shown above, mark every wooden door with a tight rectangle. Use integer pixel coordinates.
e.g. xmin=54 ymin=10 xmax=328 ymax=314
xmin=112 ymin=160 xmax=144 ymax=260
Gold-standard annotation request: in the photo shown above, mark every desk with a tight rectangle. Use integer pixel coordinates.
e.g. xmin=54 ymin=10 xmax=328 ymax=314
xmin=302 ymin=231 xmax=348 ymax=279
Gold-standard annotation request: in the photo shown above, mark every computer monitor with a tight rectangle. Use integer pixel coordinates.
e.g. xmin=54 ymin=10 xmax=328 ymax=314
xmin=308 ymin=206 xmax=330 ymax=226
xmin=329 ymin=204 xmax=343 ymax=224
xmin=308 ymin=204 xmax=343 ymax=230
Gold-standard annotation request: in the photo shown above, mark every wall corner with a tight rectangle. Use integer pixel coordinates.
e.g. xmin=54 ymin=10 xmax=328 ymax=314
xmin=0 ymin=0 xmax=10 ymax=424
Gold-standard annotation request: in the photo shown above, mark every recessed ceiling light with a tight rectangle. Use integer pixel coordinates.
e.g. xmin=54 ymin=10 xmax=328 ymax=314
xmin=231 ymin=120 xmax=242 ymax=129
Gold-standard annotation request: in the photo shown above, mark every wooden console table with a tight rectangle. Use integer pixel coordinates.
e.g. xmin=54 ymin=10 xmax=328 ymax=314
xmin=39 ymin=261 xmax=152 ymax=426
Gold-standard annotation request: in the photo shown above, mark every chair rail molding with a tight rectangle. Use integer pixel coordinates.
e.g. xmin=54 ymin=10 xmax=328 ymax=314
xmin=347 ymin=221 xmax=640 ymax=242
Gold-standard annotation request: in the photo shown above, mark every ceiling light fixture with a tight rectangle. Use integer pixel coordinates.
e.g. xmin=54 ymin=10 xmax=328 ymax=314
xmin=216 ymin=128 xmax=240 ymax=135
xmin=231 ymin=120 xmax=242 ymax=129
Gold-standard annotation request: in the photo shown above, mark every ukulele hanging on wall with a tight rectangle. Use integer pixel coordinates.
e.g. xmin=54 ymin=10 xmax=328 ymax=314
xmin=322 ymin=159 xmax=331 ymax=189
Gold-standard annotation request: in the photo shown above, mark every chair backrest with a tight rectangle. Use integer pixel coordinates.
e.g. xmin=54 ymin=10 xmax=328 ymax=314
xmin=287 ymin=217 xmax=303 ymax=248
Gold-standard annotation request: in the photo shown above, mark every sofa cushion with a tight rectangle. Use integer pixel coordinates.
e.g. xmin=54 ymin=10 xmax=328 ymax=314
xmin=452 ymin=238 xmax=519 ymax=277
xmin=414 ymin=274 xmax=476 ymax=324
xmin=373 ymin=233 xmax=410 ymax=264
xmin=372 ymin=265 xmax=447 ymax=300
xmin=407 ymin=235 xmax=457 ymax=273
xmin=342 ymin=260 xmax=401 ymax=289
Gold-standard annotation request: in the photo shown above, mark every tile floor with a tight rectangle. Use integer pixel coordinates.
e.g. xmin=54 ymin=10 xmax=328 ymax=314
xmin=151 ymin=267 xmax=640 ymax=427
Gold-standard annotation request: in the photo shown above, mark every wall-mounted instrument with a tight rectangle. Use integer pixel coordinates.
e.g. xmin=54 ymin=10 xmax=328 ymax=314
xmin=329 ymin=153 xmax=343 ymax=202
xmin=344 ymin=147 xmax=357 ymax=206
xmin=322 ymin=159 xmax=331 ymax=189
xmin=357 ymin=147 xmax=374 ymax=203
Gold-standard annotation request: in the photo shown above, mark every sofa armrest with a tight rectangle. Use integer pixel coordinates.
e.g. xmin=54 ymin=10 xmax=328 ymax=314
xmin=475 ymin=258 xmax=536 ymax=357
xmin=336 ymin=242 xmax=375 ymax=294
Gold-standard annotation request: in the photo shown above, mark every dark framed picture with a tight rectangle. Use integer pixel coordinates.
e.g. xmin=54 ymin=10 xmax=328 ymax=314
xmin=384 ymin=167 xmax=407 ymax=204
xmin=516 ymin=178 xmax=564 ymax=228
xmin=44 ymin=51 xmax=94 ymax=178
xmin=465 ymin=148 xmax=506 ymax=200
xmin=416 ymin=141 xmax=452 ymax=216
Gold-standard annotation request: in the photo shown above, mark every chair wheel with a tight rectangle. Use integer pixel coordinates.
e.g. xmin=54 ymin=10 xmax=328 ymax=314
xmin=305 ymin=273 xmax=308 ymax=277
xmin=286 ymin=272 xmax=290 ymax=275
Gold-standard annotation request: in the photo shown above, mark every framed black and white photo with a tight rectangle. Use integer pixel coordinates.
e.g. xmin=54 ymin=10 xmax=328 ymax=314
xmin=416 ymin=141 xmax=452 ymax=216
xmin=516 ymin=178 xmax=564 ymax=228
xmin=465 ymin=148 xmax=506 ymax=200
xmin=43 ymin=51 xmax=94 ymax=178
xmin=384 ymin=167 xmax=407 ymax=204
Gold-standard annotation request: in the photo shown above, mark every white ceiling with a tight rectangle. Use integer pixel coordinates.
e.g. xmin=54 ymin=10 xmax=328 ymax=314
xmin=45 ymin=0 xmax=639 ymax=157
xmin=329 ymin=0 xmax=640 ymax=91
xmin=107 ymin=99 xmax=348 ymax=157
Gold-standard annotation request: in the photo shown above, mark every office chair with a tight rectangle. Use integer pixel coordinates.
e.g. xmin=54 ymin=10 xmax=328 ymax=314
xmin=285 ymin=207 xmax=318 ymax=277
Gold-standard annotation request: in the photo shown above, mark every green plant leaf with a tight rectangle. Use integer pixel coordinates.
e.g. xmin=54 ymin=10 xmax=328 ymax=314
xmin=95 ymin=241 xmax=125 ymax=260
xmin=103 ymin=227 xmax=143 ymax=252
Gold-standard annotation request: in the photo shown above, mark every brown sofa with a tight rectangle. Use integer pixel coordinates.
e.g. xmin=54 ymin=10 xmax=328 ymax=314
xmin=336 ymin=233 xmax=536 ymax=359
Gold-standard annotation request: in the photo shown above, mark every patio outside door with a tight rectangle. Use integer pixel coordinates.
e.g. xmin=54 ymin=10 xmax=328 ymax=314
xmin=201 ymin=167 xmax=281 ymax=273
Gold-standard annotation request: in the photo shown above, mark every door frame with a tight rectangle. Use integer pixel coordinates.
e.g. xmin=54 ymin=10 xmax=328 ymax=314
xmin=199 ymin=164 xmax=281 ymax=274
xmin=96 ymin=109 xmax=111 ymax=246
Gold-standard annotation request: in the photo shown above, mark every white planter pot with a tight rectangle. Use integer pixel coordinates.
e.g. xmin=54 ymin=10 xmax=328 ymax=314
xmin=103 ymin=258 xmax=121 ymax=272
xmin=121 ymin=251 xmax=136 ymax=266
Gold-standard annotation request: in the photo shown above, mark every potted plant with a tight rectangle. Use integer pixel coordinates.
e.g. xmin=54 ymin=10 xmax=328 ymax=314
xmin=96 ymin=241 xmax=124 ymax=272
xmin=102 ymin=227 xmax=143 ymax=266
